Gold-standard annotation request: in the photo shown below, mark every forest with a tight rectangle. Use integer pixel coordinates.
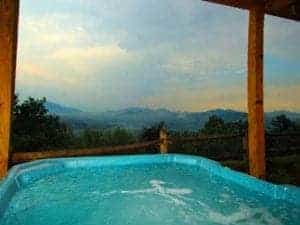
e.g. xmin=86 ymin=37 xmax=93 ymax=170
xmin=11 ymin=96 xmax=300 ymax=185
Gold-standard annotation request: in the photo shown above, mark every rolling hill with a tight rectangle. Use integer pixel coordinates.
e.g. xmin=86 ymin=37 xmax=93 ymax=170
xmin=45 ymin=102 xmax=300 ymax=131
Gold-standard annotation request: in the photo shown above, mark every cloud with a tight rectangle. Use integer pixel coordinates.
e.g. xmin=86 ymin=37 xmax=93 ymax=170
xmin=138 ymin=80 xmax=247 ymax=112
xmin=16 ymin=0 xmax=300 ymax=112
xmin=139 ymin=82 xmax=300 ymax=112
xmin=17 ymin=9 xmax=135 ymax=97
xmin=16 ymin=61 xmax=79 ymax=86
xmin=163 ymin=49 xmax=246 ymax=79
xmin=18 ymin=63 xmax=48 ymax=78
xmin=265 ymin=15 xmax=300 ymax=61
xmin=265 ymin=84 xmax=300 ymax=111
xmin=50 ymin=45 xmax=133 ymax=74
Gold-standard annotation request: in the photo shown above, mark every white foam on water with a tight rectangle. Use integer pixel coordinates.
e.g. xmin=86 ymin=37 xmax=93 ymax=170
xmin=101 ymin=190 xmax=118 ymax=197
xmin=207 ymin=203 xmax=283 ymax=225
xmin=120 ymin=188 xmax=154 ymax=194
xmin=165 ymin=188 xmax=192 ymax=195
xmin=150 ymin=180 xmax=165 ymax=185
xmin=174 ymin=195 xmax=284 ymax=225
xmin=98 ymin=179 xmax=284 ymax=225
xmin=220 ymin=193 xmax=230 ymax=199
xmin=149 ymin=180 xmax=193 ymax=205
xmin=99 ymin=179 xmax=193 ymax=206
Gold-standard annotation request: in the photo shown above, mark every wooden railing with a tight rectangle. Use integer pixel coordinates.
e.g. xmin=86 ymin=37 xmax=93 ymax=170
xmin=10 ymin=129 xmax=300 ymax=164
xmin=10 ymin=128 xmax=245 ymax=164
xmin=11 ymin=140 xmax=159 ymax=164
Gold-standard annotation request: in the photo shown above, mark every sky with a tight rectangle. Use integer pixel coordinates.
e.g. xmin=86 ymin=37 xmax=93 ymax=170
xmin=16 ymin=0 xmax=300 ymax=112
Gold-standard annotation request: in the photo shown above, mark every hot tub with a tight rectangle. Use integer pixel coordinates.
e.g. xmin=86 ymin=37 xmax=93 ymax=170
xmin=0 ymin=154 xmax=299 ymax=225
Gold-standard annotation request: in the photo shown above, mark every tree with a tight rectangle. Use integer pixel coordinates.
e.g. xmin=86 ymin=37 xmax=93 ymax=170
xmin=201 ymin=115 xmax=227 ymax=135
xmin=226 ymin=120 xmax=247 ymax=135
xmin=140 ymin=121 xmax=165 ymax=141
xmin=76 ymin=127 xmax=136 ymax=148
xmin=270 ymin=114 xmax=295 ymax=133
xmin=80 ymin=129 xmax=104 ymax=148
xmin=100 ymin=127 xmax=136 ymax=146
xmin=12 ymin=96 xmax=74 ymax=151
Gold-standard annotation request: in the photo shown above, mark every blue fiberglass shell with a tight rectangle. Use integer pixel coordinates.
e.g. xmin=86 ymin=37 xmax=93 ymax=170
xmin=0 ymin=154 xmax=299 ymax=224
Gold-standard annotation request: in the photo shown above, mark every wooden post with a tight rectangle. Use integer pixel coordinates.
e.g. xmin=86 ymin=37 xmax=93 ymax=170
xmin=247 ymin=2 xmax=266 ymax=179
xmin=0 ymin=0 xmax=19 ymax=178
xmin=159 ymin=127 xmax=168 ymax=154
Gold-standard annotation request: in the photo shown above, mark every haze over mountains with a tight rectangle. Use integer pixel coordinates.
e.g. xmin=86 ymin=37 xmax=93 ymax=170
xmin=45 ymin=101 xmax=300 ymax=131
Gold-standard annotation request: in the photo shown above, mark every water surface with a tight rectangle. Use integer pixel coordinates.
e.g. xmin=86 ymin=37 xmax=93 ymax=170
xmin=1 ymin=164 xmax=299 ymax=225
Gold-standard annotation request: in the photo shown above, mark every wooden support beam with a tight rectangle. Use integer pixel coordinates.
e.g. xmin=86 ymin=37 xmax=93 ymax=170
xmin=159 ymin=127 xmax=168 ymax=154
xmin=0 ymin=0 xmax=19 ymax=178
xmin=247 ymin=2 xmax=266 ymax=179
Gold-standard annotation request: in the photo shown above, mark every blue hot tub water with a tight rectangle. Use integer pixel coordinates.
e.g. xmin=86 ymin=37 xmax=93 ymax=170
xmin=0 ymin=154 xmax=299 ymax=225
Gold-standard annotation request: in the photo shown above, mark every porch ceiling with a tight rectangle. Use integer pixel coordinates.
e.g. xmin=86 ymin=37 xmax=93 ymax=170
xmin=203 ymin=0 xmax=300 ymax=21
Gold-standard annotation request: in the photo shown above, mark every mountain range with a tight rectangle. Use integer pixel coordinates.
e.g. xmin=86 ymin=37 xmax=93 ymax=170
xmin=45 ymin=101 xmax=300 ymax=131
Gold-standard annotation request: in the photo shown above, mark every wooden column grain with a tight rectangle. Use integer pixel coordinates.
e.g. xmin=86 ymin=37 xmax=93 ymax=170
xmin=159 ymin=127 xmax=168 ymax=154
xmin=247 ymin=2 xmax=266 ymax=179
xmin=0 ymin=0 xmax=19 ymax=178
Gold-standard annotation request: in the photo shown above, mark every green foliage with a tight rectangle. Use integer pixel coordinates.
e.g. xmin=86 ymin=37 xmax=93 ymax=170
xmin=140 ymin=121 xmax=165 ymax=141
xmin=107 ymin=127 xmax=136 ymax=145
xmin=167 ymin=116 xmax=246 ymax=160
xmin=11 ymin=95 xmax=299 ymax=176
xmin=222 ymin=155 xmax=300 ymax=186
xmin=11 ymin=96 xmax=137 ymax=151
xmin=270 ymin=114 xmax=296 ymax=133
xmin=12 ymin=96 xmax=74 ymax=151
xmin=226 ymin=120 xmax=247 ymax=135
xmin=79 ymin=129 xmax=104 ymax=148
xmin=200 ymin=115 xmax=246 ymax=135
xmin=76 ymin=127 xmax=136 ymax=148
xmin=201 ymin=115 xmax=227 ymax=135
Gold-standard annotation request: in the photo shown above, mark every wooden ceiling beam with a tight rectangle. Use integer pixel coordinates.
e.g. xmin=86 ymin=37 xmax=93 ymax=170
xmin=203 ymin=0 xmax=251 ymax=10
xmin=203 ymin=0 xmax=300 ymax=21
